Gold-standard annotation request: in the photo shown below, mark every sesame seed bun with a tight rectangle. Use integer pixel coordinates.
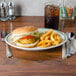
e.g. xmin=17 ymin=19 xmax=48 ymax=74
xmin=12 ymin=26 xmax=38 ymax=36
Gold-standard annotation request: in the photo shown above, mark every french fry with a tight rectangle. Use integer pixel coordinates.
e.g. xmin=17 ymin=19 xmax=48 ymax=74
xmin=39 ymin=43 xmax=51 ymax=48
xmin=37 ymin=29 xmax=62 ymax=48
xmin=56 ymin=35 xmax=62 ymax=43
xmin=45 ymin=36 xmax=50 ymax=40
xmin=39 ymin=46 xmax=46 ymax=48
xmin=41 ymin=29 xmax=53 ymax=40
xmin=40 ymin=36 xmax=44 ymax=41
xmin=54 ymin=41 xmax=60 ymax=45
xmin=50 ymin=32 xmax=58 ymax=41
xmin=37 ymin=40 xmax=44 ymax=46
xmin=43 ymin=43 xmax=51 ymax=47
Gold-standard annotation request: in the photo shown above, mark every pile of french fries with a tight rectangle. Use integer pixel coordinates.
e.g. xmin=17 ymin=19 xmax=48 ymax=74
xmin=37 ymin=29 xmax=62 ymax=48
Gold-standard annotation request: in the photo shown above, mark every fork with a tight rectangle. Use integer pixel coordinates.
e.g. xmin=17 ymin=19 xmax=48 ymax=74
xmin=1 ymin=22 xmax=13 ymax=58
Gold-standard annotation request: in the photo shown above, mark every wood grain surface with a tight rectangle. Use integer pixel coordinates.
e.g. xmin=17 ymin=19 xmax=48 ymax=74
xmin=0 ymin=16 xmax=76 ymax=76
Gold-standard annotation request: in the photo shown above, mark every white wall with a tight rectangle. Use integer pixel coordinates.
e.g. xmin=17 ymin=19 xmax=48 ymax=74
xmin=0 ymin=0 xmax=76 ymax=16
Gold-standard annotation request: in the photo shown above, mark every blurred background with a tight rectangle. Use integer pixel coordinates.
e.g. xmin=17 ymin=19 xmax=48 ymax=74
xmin=0 ymin=0 xmax=76 ymax=16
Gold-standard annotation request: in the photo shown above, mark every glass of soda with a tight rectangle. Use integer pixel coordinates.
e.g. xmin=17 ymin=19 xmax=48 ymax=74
xmin=45 ymin=3 xmax=60 ymax=29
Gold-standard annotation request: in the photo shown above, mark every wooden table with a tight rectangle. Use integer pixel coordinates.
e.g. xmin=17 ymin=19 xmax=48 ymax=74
xmin=0 ymin=16 xmax=76 ymax=76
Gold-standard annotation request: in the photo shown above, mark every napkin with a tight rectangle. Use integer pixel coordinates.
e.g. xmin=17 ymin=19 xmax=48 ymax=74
xmin=72 ymin=39 xmax=76 ymax=52
xmin=62 ymin=33 xmax=76 ymax=59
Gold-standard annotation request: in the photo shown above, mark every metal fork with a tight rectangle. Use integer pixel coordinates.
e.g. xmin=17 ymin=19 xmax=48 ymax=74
xmin=1 ymin=22 xmax=13 ymax=58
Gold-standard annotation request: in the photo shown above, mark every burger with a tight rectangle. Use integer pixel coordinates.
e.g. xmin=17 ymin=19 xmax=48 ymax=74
xmin=10 ymin=26 xmax=40 ymax=48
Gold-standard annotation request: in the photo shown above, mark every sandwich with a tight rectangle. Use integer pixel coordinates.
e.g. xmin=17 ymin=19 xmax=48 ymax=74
xmin=10 ymin=26 xmax=40 ymax=48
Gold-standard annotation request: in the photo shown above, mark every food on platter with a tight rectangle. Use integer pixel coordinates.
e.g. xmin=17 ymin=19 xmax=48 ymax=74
xmin=37 ymin=29 xmax=62 ymax=48
xmin=9 ymin=26 xmax=40 ymax=48
xmin=40 ymin=30 xmax=53 ymax=40
xmin=9 ymin=26 xmax=62 ymax=48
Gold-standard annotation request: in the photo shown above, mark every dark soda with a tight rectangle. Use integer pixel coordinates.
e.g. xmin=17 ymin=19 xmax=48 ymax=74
xmin=45 ymin=5 xmax=60 ymax=29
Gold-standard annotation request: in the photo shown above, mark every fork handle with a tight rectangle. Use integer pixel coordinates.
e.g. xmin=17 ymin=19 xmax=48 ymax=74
xmin=62 ymin=43 xmax=67 ymax=59
xmin=6 ymin=43 xmax=12 ymax=58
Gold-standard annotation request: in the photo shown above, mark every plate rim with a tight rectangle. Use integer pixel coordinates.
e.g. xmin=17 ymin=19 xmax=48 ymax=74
xmin=5 ymin=28 xmax=67 ymax=51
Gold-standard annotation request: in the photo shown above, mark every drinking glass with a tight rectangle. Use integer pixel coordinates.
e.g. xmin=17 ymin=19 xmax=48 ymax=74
xmin=44 ymin=2 xmax=60 ymax=30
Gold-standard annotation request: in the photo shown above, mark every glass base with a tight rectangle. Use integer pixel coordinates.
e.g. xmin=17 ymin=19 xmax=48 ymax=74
xmin=8 ymin=16 xmax=16 ymax=20
xmin=0 ymin=17 xmax=9 ymax=21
